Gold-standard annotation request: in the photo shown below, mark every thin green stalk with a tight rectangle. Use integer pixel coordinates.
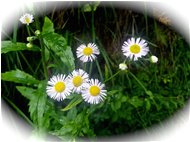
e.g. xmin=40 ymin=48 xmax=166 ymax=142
xmin=89 ymin=62 xmax=93 ymax=77
xmin=132 ymin=16 xmax=135 ymax=36
xmin=34 ymin=60 xmax=42 ymax=77
xmin=3 ymin=96 xmax=34 ymax=126
xmin=15 ymin=52 xmax=23 ymax=70
xmin=19 ymin=52 xmax=35 ymax=74
xmin=137 ymin=110 xmax=149 ymax=134
xmin=97 ymin=39 xmax=114 ymax=85
xmin=13 ymin=22 xmax=18 ymax=43
xmin=128 ymin=71 xmax=147 ymax=92
xmin=129 ymin=71 xmax=159 ymax=110
xmin=2 ymin=30 xmax=13 ymax=40
xmin=13 ymin=22 xmax=23 ymax=70
xmin=104 ymin=71 xmax=121 ymax=83
xmin=91 ymin=5 xmax=104 ymax=82
xmin=91 ymin=5 xmax=95 ymax=42
xmin=144 ymin=2 xmax=148 ymax=36
xmin=35 ymin=17 xmax=48 ymax=80
xmin=95 ymin=60 xmax=104 ymax=82
xmin=26 ymin=26 xmax=32 ymax=37
xmin=83 ymin=62 xmax=87 ymax=71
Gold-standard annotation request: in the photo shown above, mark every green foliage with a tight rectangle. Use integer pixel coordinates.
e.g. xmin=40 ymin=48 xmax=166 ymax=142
xmin=1 ymin=41 xmax=40 ymax=54
xmin=82 ymin=2 xmax=100 ymax=12
xmin=16 ymin=81 xmax=49 ymax=132
xmin=1 ymin=2 xmax=190 ymax=141
xmin=61 ymin=95 xmax=83 ymax=111
xmin=1 ymin=69 xmax=40 ymax=86
xmin=42 ymin=17 xmax=75 ymax=72
xmin=42 ymin=17 xmax=55 ymax=34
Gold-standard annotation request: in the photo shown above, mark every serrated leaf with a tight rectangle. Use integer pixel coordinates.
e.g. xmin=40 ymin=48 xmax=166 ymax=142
xmin=1 ymin=41 xmax=40 ymax=54
xmin=1 ymin=69 xmax=40 ymax=85
xmin=43 ymin=33 xmax=75 ymax=71
xmin=17 ymin=84 xmax=47 ymax=129
xmin=42 ymin=16 xmax=54 ymax=35
xmin=16 ymin=86 xmax=37 ymax=100
xmin=61 ymin=95 xmax=83 ymax=111
xmin=37 ymin=91 xmax=47 ymax=128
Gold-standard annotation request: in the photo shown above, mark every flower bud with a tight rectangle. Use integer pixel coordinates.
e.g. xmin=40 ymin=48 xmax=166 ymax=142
xmin=150 ymin=55 xmax=158 ymax=63
xmin=119 ymin=63 xmax=128 ymax=70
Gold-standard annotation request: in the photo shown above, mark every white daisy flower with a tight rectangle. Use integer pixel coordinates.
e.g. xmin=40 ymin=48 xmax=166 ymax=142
xmin=119 ymin=63 xmax=128 ymax=70
xmin=68 ymin=69 xmax=89 ymax=93
xmin=46 ymin=74 xmax=72 ymax=101
xmin=122 ymin=37 xmax=149 ymax=61
xmin=150 ymin=55 xmax=158 ymax=63
xmin=19 ymin=13 xmax=34 ymax=25
xmin=82 ymin=79 xmax=107 ymax=104
xmin=76 ymin=43 xmax=100 ymax=62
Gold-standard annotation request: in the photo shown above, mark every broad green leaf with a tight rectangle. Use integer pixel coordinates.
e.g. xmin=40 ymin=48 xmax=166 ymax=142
xmin=17 ymin=84 xmax=47 ymax=129
xmin=1 ymin=41 xmax=40 ymax=54
xmin=37 ymin=91 xmax=47 ymax=129
xmin=61 ymin=95 xmax=83 ymax=111
xmin=115 ymin=101 xmax=121 ymax=110
xmin=16 ymin=86 xmax=37 ymax=100
xmin=43 ymin=33 xmax=75 ymax=71
xmin=16 ymin=86 xmax=38 ymax=122
xmin=1 ymin=69 xmax=40 ymax=85
xmin=42 ymin=16 xmax=54 ymax=35
xmin=67 ymin=107 xmax=77 ymax=120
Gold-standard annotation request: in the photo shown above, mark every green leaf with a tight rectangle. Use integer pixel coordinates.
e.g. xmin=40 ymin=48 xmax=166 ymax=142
xmin=1 ymin=41 xmax=40 ymax=54
xmin=42 ymin=16 xmax=54 ymax=35
xmin=16 ymin=86 xmax=37 ymax=100
xmin=37 ymin=91 xmax=47 ymax=129
xmin=129 ymin=96 xmax=143 ymax=108
xmin=145 ymin=98 xmax=151 ymax=111
xmin=146 ymin=90 xmax=153 ymax=99
xmin=61 ymin=95 xmax=83 ymax=111
xmin=17 ymin=84 xmax=47 ymax=130
xmin=82 ymin=2 xmax=100 ymax=12
xmin=43 ymin=33 xmax=75 ymax=71
xmin=1 ymin=69 xmax=40 ymax=86
xmin=67 ymin=107 xmax=77 ymax=120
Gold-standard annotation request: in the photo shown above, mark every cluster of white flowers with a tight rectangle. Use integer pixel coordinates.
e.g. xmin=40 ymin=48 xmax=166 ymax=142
xmin=46 ymin=43 xmax=107 ymax=104
xmin=19 ymin=13 xmax=158 ymax=105
xmin=46 ymin=69 xmax=107 ymax=104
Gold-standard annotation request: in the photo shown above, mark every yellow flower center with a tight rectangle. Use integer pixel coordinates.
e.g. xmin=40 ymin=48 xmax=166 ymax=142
xmin=54 ymin=82 xmax=65 ymax=93
xmin=72 ymin=76 xmax=83 ymax=87
xmin=130 ymin=44 xmax=141 ymax=54
xmin=90 ymin=86 xmax=100 ymax=96
xmin=25 ymin=17 xmax=31 ymax=23
xmin=83 ymin=47 xmax=93 ymax=56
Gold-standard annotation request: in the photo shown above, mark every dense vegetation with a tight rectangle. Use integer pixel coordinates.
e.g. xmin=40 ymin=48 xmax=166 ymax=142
xmin=1 ymin=2 xmax=190 ymax=141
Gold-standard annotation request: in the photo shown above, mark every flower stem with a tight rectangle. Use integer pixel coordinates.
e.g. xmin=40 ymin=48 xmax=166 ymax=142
xmin=89 ymin=62 xmax=93 ymax=77
xmin=128 ymin=71 xmax=147 ymax=92
xmin=104 ymin=70 xmax=121 ymax=83
xmin=95 ymin=60 xmax=104 ymax=82
xmin=26 ymin=26 xmax=31 ymax=37
xmin=129 ymin=71 xmax=159 ymax=110
xmin=35 ymin=17 xmax=48 ymax=80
